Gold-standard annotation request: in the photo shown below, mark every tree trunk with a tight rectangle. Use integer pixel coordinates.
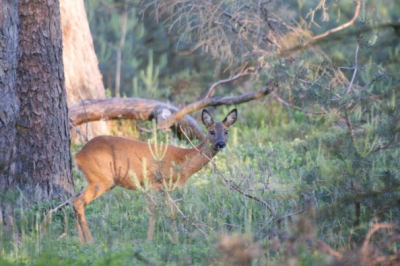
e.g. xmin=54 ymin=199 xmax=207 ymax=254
xmin=60 ymin=0 xmax=109 ymax=140
xmin=11 ymin=0 xmax=74 ymax=202
xmin=0 ymin=0 xmax=19 ymax=186
xmin=0 ymin=0 xmax=20 ymax=225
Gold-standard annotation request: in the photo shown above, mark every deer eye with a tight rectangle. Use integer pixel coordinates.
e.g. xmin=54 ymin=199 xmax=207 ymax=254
xmin=209 ymin=130 xmax=215 ymax=135
xmin=224 ymin=130 xmax=229 ymax=135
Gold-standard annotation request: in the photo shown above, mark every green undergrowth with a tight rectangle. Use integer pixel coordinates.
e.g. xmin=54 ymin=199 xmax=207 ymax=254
xmin=1 ymin=101 xmax=399 ymax=265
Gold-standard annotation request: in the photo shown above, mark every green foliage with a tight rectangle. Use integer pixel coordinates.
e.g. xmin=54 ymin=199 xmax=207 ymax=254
xmin=85 ymin=0 xmax=211 ymax=100
xmin=132 ymin=50 xmax=169 ymax=99
xmin=85 ymin=0 xmax=146 ymax=97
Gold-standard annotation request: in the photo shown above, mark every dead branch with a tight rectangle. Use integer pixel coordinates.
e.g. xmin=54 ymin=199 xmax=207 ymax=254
xmin=220 ymin=9 xmax=281 ymax=48
xmin=272 ymin=92 xmax=326 ymax=115
xmin=361 ymin=223 xmax=395 ymax=256
xmin=69 ymin=81 xmax=271 ymax=141
xmin=275 ymin=209 xmax=305 ymax=225
xmin=344 ymin=109 xmax=356 ymax=144
xmin=68 ymin=98 xmax=205 ymax=141
xmin=359 ymin=223 xmax=400 ymax=266
xmin=204 ymin=65 xmax=254 ymax=99
xmin=69 ymin=120 xmax=89 ymax=142
xmin=42 ymin=189 xmax=83 ymax=234
xmin=316 ymin=240 xmax=343 ymax=260
xmin=346 ymin=43 xmax=360 ymax=94
xmin=158 ymin=86 xmax=272 ymax=130
xmin=302 ymin=0 xmax=361 ymax=48
xmin=69 ymin=98 xmax=166 ymax=125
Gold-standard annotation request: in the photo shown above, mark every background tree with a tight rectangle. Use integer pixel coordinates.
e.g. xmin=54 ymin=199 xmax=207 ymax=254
xmin=85 ymin=0 xmax=215 ymax=99
xmin=60 ymin=0 xmax=109 ymax=140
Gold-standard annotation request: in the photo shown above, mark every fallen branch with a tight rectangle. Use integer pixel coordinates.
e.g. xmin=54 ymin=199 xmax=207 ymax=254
xmin=69 ymin=98 xmax=205 ymax=141
xmin=158 ymin=87 xmax=272 ymax=130
xmin=69 ymin=85 xmax=271 ymax=141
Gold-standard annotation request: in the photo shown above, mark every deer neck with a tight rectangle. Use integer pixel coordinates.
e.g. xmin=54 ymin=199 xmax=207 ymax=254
xmin=179 ymin=140 xmax=219 ymax=180
xmin=196 ymin=139 xmax=219 ymax=161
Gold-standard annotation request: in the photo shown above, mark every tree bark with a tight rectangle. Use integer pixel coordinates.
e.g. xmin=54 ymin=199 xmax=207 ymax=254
xmin=60 ymin=0 xmax=109 ymax=140
xmin=0 ymin=0 xmax=20 ymax=224
xmin=11 ymin=0 xmax=74 ymax=202
xmin=0 ymin=0 xmax=19 ymax=185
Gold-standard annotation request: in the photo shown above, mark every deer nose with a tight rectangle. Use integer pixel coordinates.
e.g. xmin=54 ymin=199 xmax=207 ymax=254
xmin=215 ymin=141 xmax=226 ymax=150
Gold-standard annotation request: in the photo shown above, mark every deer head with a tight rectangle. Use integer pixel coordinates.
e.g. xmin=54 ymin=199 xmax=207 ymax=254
xmin=201 ymin=108 xmax=237 ymax=151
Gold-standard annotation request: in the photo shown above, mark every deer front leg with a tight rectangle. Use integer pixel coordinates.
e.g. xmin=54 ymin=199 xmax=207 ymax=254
xmin=73 ymin=195 xmax=94 ymax=244
xmin=72 ymin=183 xmax=110 ymax=244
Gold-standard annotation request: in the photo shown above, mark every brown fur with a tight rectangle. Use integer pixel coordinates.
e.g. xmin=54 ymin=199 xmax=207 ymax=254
xmin=73 ymin=109 xmax=237 ymax=243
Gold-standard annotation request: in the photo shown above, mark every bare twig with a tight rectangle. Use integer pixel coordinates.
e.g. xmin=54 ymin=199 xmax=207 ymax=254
xmin=42 ymin=189 xmax=83 ymax=233
xmin=361 ymin=223 xmax=395 ymax=255
xmin=346 ymin=43 xmax=360 ymax=94
xmin=204 ymin=65 xmax=254 ymax=99
xmin=158 ymin=87 xmax=271 ymax=130
xmin=339 ymin=64 xmax=374 ymax=71
xmin=161 ymin=190 xmax=213 ymax=239
xmin=275 ymin=209 xmax=305 ymax=225
xmin=178 ymin=40 xmax=208 ymax=56
xmin=69 ymin=119 xmax=89 ymax=142
xmin=180 ymin=126 xmax=276 ymax=219
xmin=302 ymin=0 xmax=361 ymax=48
xmin=220 ymin=10 xmax=281 ymax=48
xmin=372 ymin=136 xmax=398 ymax=153
xmin=316 ymin=240 xmax=343 ymax=259
xmin=272 ymin=92 xmax=326 ymax=115
xmin=360 ymin=223 xmax=400 ymax=265
xmin=344 ymin=110 xmax=356 ymax=144
xmin=305 ymin=0 xmax=329 ymax=27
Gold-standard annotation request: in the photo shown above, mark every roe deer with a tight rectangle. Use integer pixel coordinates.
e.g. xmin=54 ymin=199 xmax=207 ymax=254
xmin=73 ymin=108 xmax=238 ymax=244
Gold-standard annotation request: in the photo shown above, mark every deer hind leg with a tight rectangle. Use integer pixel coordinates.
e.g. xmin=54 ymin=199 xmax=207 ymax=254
xmin=73 ymin=183 xmax=111 ymax=244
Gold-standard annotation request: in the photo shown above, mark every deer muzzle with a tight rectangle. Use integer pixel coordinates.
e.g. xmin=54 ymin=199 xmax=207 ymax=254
xmin=215 ymin=141 xmax=226 ymax=150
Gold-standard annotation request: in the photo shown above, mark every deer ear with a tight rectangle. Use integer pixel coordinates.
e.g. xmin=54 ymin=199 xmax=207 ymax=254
xmin=222 ymin=109 xmax=237 ymax=127
xmin=202 ymin=109 xmax=214 ymax=127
